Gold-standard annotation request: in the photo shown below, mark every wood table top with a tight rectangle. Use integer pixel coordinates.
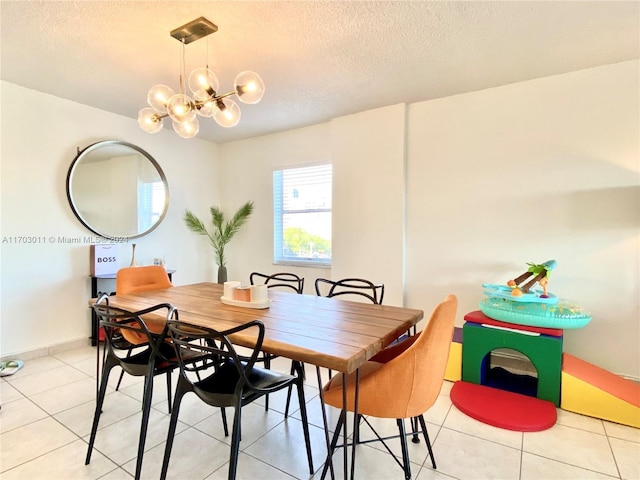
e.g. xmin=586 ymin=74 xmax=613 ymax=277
xmin=101 ymin=282 xmax=423 ymax=373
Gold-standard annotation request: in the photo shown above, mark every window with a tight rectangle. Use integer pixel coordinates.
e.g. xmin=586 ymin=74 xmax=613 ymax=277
xmin=273 ymin=164 xmax=332 ymax=266
xmin=138 ymin=181 xmax=166 ymax=231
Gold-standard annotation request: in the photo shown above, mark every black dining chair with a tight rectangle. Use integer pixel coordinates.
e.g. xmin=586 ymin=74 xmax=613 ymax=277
xmin=249 ymin=271 xmax=304 ymax=294
xmin=86 ymin=295 xmax=210 ymax=480
xmin=160 ymin=318 xmax=314 ymax=480
xmin=249 ymin=271 xmax=304 ymax=413
xmin=310 ymin=277 xmax=386 ymax=418
xmin=314 ymin=277 xmax=385 ymax=305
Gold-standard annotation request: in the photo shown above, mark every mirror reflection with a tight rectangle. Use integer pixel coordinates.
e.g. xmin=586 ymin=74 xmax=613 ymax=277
xmin=66 ymin=141 xmax=169 ymax=239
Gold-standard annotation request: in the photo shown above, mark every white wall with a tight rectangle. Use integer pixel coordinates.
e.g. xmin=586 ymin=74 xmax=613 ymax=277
xmin=0 ymin=81 xmax=221 ymax=356
xmin=217 ymin=61 xmax=639 ymax=378
xmin=218 ymin=123 xmax=333 ymax=292
xmin=405 ymin=60 xmax=639 ymax=378
xmin=2 ymin=60 xmax=638 ymax=379
xmin=330 ymin=105 xmax=407 ymax=305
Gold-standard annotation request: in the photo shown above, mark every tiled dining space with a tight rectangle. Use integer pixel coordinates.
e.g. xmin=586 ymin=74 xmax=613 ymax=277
xmin=0 ymin=343 xmax=638 ymax=480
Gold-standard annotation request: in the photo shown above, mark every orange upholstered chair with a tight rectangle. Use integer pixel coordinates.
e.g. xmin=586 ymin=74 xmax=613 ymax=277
xmin=322 ymin=294 xmax=458 ymax=479
xmin=117 ymin=265 xmax=173 ymax=296
xmin=116 ymin=266 xmax=173 ymax=344
xmin=104 ymin=266 xmax=173 ymax=392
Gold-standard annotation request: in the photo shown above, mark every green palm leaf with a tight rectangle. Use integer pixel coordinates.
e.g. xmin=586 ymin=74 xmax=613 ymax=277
xmin=184 ymin=201 xmax=254 ymax=267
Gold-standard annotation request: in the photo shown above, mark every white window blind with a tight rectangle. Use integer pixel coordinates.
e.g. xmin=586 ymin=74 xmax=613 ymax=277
xmin=138 ymin=181 xmax=166 ymax=231
xmin=273 ymin=164 xmax=332 ymax=266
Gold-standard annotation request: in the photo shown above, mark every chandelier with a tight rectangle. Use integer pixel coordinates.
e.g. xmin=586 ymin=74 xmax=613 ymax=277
xmin=137 ymin=17 xmax=265 ymax=139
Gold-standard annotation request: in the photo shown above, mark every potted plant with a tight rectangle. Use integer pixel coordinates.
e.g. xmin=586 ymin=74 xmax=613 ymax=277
xmin=184 ymin=201 xmax=254 ymax=283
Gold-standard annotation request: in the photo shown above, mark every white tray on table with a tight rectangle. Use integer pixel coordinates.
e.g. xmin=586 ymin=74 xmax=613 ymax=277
xmin=220 ymin=296 xmax=272 ymax=309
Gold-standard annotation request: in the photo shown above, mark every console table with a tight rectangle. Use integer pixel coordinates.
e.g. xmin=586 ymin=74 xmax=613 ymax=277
xmin=89 ymin=269 xmax=175 ymax=345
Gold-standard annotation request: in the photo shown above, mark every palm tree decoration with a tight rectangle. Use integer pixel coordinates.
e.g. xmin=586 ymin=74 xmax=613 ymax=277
xmin=184 ymin=201 xmax=254 ymax=283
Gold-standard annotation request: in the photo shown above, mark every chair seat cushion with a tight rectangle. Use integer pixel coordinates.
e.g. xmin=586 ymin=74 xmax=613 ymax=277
xmin=196 ymin=360 xmax=294 ymax=397
xmin=369 ymin=336 xmax=418 ymax=363
xmin=323 ymin=361 xmax=383 ymax=410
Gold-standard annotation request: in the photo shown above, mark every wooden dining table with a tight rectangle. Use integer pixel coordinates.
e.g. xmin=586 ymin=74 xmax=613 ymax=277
xmin=96 ymin=282 xmax=424 ymax=479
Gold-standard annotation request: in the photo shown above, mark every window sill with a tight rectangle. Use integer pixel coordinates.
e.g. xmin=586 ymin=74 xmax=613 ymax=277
xmin=274 ymin=260 xmax=331 ymax=269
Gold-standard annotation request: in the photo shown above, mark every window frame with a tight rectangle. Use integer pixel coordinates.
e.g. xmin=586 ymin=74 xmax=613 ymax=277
xmin=273 ymin=163 xmax=332 ymax=267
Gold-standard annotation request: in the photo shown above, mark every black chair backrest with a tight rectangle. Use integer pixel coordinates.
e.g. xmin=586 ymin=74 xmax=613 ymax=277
xmin=92 ymin=297 xmax=175 ymax=364
xmin=250 ymin=272 xmax=304 ymax=294
xmin=167 ymin=319 xmax=267 ymax=391
xmin=315 ymin=277 xmax=385 ymax=304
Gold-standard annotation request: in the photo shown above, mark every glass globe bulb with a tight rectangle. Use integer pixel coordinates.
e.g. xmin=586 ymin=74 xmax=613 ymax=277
xmin=137 ymin=107 xmax=163 ymax=133
xmin=173 ymin=117 xmax=199 ymax=138
xmin=147 ymin=85 xmax=175 ymax=112
xmin=188 ymin=67 xmax=219 ymax=97
xmin=213 ymin=99 xmax=241 ymax=128
xmin=194 ymin=91 xmax=216 ymax=118
xmin=234 ymin=71 xmax=265 ymax=104
xmin=167 ymin=94 xmax=196 ymax=122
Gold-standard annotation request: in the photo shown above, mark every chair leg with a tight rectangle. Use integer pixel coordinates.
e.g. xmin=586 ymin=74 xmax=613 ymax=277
xmin=85 ymin=360 xmax=114 ymax=465
xmin=228 ymin=401 xmax=243 ymax=480
xmin=320 ymin=410 xmax=345 ymax=480
xmin=411 ymin=417 xmax=420 ymax=443
xmin=397 ymin=419 xmax=412 ymax=480
xmin=166 ymin=371 xmax=172 ymax=413
xmin=417 ymin=415 xmax=436 ymax=469
xmin=160 ymin=380 xmax=186 ymax=480
xmin=316 ymin=366 xmax=335 ymax=480
xmin=220 ymin=407 xmax=229 ymax=436
xmin=115 ymin=350 xmax=133 ymax=391
xmin=294 ymin=363 xmax=314 ymax=475
xmin=264 ymin=355 xmax=271 ymax=411
xmin=284 ymin=360 xmax=303 ymax=418
xmin=134 ymin=367 xmax=155 ymax=480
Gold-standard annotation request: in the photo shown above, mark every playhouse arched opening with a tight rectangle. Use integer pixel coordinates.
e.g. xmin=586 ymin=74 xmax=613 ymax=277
xmin=483 ymin=348 xmax=539 ymax=398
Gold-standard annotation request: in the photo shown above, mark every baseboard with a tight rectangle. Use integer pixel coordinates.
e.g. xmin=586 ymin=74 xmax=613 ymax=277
xmin=0 ymin=337 xmax=92 ymax=363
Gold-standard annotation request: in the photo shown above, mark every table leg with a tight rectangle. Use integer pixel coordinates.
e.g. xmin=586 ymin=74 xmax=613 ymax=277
xmin=319 ymin=368 xmax=360 ymax=480
xmin=342 ymin=372 xmax=348 ymax=479
xmin=351 ymin=369 xmax=360 ymax=480
xmin=316 ymin=367 xmax=335 ymax=480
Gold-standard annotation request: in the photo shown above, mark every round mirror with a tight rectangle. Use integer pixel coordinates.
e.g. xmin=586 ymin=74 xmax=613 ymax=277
xmin=66 ymin=140 xmax=170 ymax=239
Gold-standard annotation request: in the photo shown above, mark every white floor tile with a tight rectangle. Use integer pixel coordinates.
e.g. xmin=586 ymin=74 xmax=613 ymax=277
xmin=310 ymin=442 xmax=429 ymax=480
xmin=51 ymin=345 xmax=96 ymax=365
xmin=609 ymin=437 xmax=640 ymax=480
xmin=524 ymin=423 xmax=619 ymax=477
xmin=244 ymin=416 xmax=328 ymax=478
xmin=429 ymin=427 xmax=522 ymax=479
xmin=5 ymin=356 xmax=67 ymax=378
xmin=0 ymin=380 xmax=25 ymax=404
xmin=356 ymin=415 xmax=436 ymax=467
xmin=194 ymin=402 xmax=285 ymax=447
xmin=130 ymin=427 xmax=229 ymax=480
xmin=0 ymin=416 xmax=78 ymax=472
xmin=0 ymin=397 xmax=49 ymax=433
xmin=29 ymin=377 xmax=99 ymax=415
xmin=0 ymin=438 xmax=118 ymax=480
xmin=520 ymin=451 xmax=618 ymax=479
xmin=2 ymin=352 xmax=637 ymax=480
xmin=4 ymin=364 xmax=89 ymax=397
xmin=205 ymin=451 xmax=298 ymax=479
xmin=83 ymin=407 xmax=186 ymax=466
xmin=556 ymin=408 xmax=606 ymax=434
xmin=53 ymin=390 xmax=143 ymax=437
xmin=423 ymin=394 xmax=454 ymax=427
xmin=444 ymin=404 xmax=523 ymax=449
xmin=604 ymin=420 xmax=640 ymax=443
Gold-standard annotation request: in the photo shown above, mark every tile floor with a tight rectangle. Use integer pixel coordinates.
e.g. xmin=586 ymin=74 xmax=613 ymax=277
xmin=0 ymin=344 xmax=638 ymax=480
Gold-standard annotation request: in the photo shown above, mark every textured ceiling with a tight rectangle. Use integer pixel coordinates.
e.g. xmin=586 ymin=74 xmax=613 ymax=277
xmin=1 ymin=1 xmax=638 ymax=144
